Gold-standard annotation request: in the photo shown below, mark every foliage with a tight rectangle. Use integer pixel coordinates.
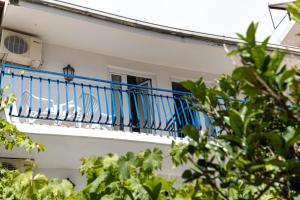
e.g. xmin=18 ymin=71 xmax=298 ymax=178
xmin=79 ymin=148 xmax=186 ymax=200
xmin=0 ymin=85 xmax=73 ymax=200
xmin=171 ymin=22 xmax=300 ymax=199
xmin=0 ymin=86 xmax=44 ymax=152
xmin=0 ymin=168 xmax=75 ymax=200
xmin=288 ymin=0 xmax=300 ymax=22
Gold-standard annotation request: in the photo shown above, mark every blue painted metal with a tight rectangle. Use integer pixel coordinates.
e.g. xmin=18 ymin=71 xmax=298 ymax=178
xmin=153 ymin=94 xmax=161 ymax=130
xmin=1 ymin=63 xmax=244 ymax=137
xmin=37 ymin=78 xmax=42 ymax=118
xmin=132 ymin=91 xmax=140 ymax=129
xmin=140 ymin=93 xmax=148 ymax=128
xmin=110 ymin=86 xmax=116 ymax=125
xmin=117 ymin=88 xmax=124 ymax=126
xmin=166 ymin=96 xmax=176 ymax=136
xmin=178 ymin=97 xmax=188 ymax=125
xmin=185 ymin=99 xmax=196 ymax=127
xmin=159 ymin=95 xmax=168 ymax=130
xmin=81 ymin=84 xmax=86 ymax=122
xmin=55 ymin=80 xmax=60 ymax=120
xmin=125 ymin=91 xmax=132 ymax=126
xmin=147 ymin=94 xmax=155 ymax=128
xmin=2 ymin=64 xmax=191 ymax=95
xmin=173 ymin=97 xmax=182 ymax=127
xmin=47 ymin=79 xmax=51 ymax=119
xmin=73 ymin=83 xmax=78 ymax=121
xmin=103 ymin=87 xmax=110 ymax=124
xmin=64 ymin=81 xmax=69 ymax=120
xmin=96 ymin=86 xmax=102 ymax=123
xmin=88 ymin=85 xmax=94 ymax=123
xmin=28 ymin=76 xmax=33 ymax=117
xmin=9 ymin=72 xmax=14 ymax=115
xmin=18 ymin=75 xmax=24 ymax=116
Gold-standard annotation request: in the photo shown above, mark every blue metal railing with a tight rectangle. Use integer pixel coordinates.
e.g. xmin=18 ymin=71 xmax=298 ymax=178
xmin=0 ymin=64 xmax=211 ymax=138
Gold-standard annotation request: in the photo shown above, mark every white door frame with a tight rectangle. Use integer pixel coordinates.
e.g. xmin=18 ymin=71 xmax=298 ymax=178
xmin=107 ymin=65 xmax=157 ymax=133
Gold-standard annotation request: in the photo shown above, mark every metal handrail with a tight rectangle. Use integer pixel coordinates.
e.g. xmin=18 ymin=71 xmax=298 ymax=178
xmin=1 ymin=64 xmax=192 ymax=96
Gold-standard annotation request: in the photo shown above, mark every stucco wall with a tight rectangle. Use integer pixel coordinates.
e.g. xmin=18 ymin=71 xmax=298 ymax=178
xmin=41 ymin=43 xmax=219 ymax=88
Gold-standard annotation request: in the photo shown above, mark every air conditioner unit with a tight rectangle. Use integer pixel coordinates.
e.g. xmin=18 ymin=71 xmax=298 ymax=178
xmin=0 ymin=157 xmax=35 ymax=170
xmin=0 ymin=29 xmax=42 ymax=68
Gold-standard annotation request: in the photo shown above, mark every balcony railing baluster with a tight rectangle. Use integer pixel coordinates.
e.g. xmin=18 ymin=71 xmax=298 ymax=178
xmin=47 ymin=79 xmax=51 ymax=119
xmin=132 ymin=91 xmax=140 ymax=129
xmin=117 ymin=88 xmax=124 ymax=127
xmin=9 ymin=72 xmax=14 ymax=115
xmin=64 ymin=81 xmax=69 ymax=120
xmin=153 ymin=94 xmax=161 ymax=130
xmin=28 ymin=76 xmax=33 ymax=118
xmin=37 ymin=77 xmax=42 ymax=118
xmin=55 ymin=80 xmax=60 ymax=120
xmin=80 ymin=83 xmax=85 ymax=122
xmin=147 ymin=93 xmax=155 ymax=129
xmin=18 ymin=74 xmax=24 ymax=117
xmin=96 ymin=86 xmax=102 ymax=123
xmin=73 ymin=82 xmax=78 ymax=121
xmin=103 ymin=87 xmax=110 ymax=124
xmin=110 ymin=86 xmax=116 ymax=126
xmin=125 ymin=91 xmax=132 ymax=126
xmin=88 ymin=85 xmax=94 ymax=123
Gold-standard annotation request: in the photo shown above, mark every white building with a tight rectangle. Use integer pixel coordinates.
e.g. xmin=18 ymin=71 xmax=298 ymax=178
xmin=0 ymin=0 xmax=300 ymax=190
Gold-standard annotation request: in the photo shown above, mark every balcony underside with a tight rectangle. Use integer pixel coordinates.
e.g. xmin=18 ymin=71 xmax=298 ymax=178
xmin=0 ymin=122 xmax=185 ymax=189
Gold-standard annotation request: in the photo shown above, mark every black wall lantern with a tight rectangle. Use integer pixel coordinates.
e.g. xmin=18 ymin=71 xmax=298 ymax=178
xmin=63 ymin=64 xmax=75 ymax=82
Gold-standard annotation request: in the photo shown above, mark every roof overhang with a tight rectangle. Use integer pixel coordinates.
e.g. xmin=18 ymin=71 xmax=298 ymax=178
xmin=2 ymin=0 xmax=239 ymax=74
xmin=2 ymin=0 xmax=300 ymax=74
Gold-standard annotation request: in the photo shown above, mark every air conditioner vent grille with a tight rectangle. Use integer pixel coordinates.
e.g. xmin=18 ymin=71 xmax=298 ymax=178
xmin=4 ymin=35 xmax=28 ymax=54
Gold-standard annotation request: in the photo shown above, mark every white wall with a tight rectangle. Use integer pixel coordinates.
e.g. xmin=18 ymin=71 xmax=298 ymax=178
xmin=41 ymin=43 xmax=218 ymax=89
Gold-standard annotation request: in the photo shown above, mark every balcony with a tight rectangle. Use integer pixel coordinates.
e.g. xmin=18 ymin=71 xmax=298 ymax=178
xmin=0 ymin=64 xmax=210 ymax=138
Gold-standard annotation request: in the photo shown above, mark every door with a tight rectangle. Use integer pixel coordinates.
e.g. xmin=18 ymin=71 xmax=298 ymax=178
xmin=110 ymin=73 xmax=153 ymax=133
xmin=127 ymin=75 xmax=152 ymax=133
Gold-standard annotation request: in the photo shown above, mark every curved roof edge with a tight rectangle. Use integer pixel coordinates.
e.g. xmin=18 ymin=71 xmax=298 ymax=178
xmin=13 ymin=0 xmax=300 ymax=55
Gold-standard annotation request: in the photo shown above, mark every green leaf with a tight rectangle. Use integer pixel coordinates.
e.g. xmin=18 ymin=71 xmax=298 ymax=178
xmin=264 ymin=132 xmax=285 ymax=155
xmin=232 ymin=67 xmax=255 ymax=83
xmin=169 ymin=141 xmax=189 ymax=166
xmin=286 ymin=135 xmax=300 ymax=153
xmin=218 ymin=134 xmax=242 ymax=146
xmin=180 ymin=80 xmax=195 ymax=91
xmin=268 ymin=50 xmax=285 ymax=73
xmin=143 ymin=182 xmax=162 ymax=200
xmin=228 ymin=110 xmax=244 ymax=135
xmin=141 ymin=148 xmax=163 ymax=172
xmin=246 ymin=22 xmax=258 ymax=47
xmin=288 ymin=2 xmax=300 ymax=22
xmin=117 ymin=152 xmax=135 ymax=180
xmin=227 ymin=49 xmax=241 ymax=56
xmin=182 ymin=125 xmax=199 ymax=141
xmin=251 ymin=46 xmax=266 ymax=68
xmin=182 ymin=169 xmax=192 ymax=180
